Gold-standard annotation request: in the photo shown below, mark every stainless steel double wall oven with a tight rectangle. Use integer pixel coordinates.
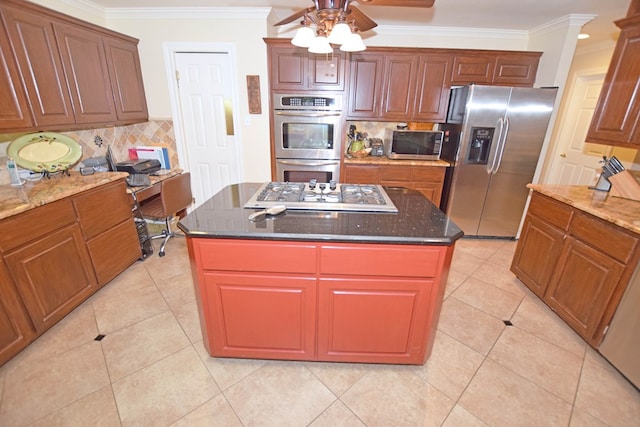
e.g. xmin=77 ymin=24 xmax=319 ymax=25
xmin=273 ymin=94 xmax=343 ymax=182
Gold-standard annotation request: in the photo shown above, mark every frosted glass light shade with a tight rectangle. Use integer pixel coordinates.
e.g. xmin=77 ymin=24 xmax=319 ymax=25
xmin=292 ymin=26 xmax=315 ymax=48
xmin=327 ymin=22 xmax=352 ymax=45
xmin=340 ymin=33 xmax=366 ymax=52
xmin=308 ymin=36 xmax=333 ymax=54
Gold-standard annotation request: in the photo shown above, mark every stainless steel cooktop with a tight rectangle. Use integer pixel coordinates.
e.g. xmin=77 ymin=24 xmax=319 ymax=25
xmin=243 ymin=181 xmax=398 ymax=213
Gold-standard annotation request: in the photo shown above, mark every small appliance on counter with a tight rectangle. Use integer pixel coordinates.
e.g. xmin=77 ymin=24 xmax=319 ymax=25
xmin=115 ymin=159 xmax=161 ymax=175
xmin=368 ymin=138 xmax=384 ymax=156
xmin=383 ymin=128 xmax=443 ymax=160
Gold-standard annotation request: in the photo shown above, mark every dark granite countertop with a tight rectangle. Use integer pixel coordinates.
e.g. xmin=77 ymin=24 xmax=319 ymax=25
xmin=178 ymin=183 xmax=464 ymax=245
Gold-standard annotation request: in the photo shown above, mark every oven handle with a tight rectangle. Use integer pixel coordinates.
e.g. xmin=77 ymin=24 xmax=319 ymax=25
xmin=275 ymin=111 xmax=342 ymax=117
xmin=277 ymin=159 xmax=340 ymax=166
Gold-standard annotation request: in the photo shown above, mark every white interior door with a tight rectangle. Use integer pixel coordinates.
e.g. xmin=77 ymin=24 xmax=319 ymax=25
xmin=547 ymin=73 xmax=607 ymax=186
xmin=173 ymin=51 xmax=241 ymax=208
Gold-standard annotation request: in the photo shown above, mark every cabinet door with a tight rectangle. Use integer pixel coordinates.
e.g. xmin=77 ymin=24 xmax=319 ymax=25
xmin=86 ymin=219 xmax=140 ymax=285
xmin=343 ymin=164 xmax=380 ymax=184
xmin=0 ymin=258 xmax=35 ymax=366
xmin=413 ymin=54 xmax=452 ymax=121
xmin=5 ymin=224 xmax=97 ymax=332
xmin=54 ymin=22 xmax=117 ymax=124
xmin=269 ymin=46 xmax=308 ymax=91
xmin=545 ymin=237 xmax=625 ymax=346
xmin=587 ymin=16 xmax=640 ymax=147
xmin=493 ymin=54 xmax=540 ymax=87
xmin=103 ymin=36 xmax=148 ymax=122
xmin=347 ymin=53 xmax=385 ymax=119
xmin=201 ymin=272 xmax=316 ymax=361
xmin=309 ymin=51 xmax=346 ymax=90
xmin=317 ymin=277 xmax=433 ymax=364
xmin=2 ymin=5 xmax=75 ymax=127
xmin=451 ymin=53 xmax=494 ymax=85
xmin=0 ymin=12 xmax=34 ymax=131
xmin=510 ymin=215 xmax=565 ymax=298
xmin=380 ymin=54 xmax=417 ymax=119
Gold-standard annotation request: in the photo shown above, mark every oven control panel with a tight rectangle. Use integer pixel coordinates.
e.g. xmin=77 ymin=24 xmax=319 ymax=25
xmin=276 ymin=94 xmax=342 ymax=110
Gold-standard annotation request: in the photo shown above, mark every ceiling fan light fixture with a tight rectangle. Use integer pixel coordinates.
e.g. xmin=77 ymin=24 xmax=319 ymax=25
xmin=340 ymin=32 xmax=366 ymax=52
xmin=327 ymin=21 xmax=352 ymax=45
xmin=308 ymin=35 xmax=333 ymax=54
xmin=292 ymin=25 xmax=315 ymax=47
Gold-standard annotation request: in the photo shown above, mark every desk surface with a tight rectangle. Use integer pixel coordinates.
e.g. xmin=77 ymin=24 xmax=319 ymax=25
xmin=129 ymin=169 xmax=183 ymax=202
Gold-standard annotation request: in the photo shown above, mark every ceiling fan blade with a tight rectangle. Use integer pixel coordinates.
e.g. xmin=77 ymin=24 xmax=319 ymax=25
xmin=274 ymin=7 xmax=316 ymax=26
xmin=356 ymin=0 xmax=435 ymax=7
xmin=347 ymin=6 xmax=378 ymax=32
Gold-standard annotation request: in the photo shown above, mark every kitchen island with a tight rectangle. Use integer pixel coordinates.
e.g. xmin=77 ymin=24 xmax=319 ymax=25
xmin=178 ymin=183 xmax=463 ymax=365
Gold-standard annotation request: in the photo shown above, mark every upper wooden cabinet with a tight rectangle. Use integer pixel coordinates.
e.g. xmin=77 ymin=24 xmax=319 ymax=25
xmin=451 ymin=51 xmax=541 ymax=87
xmin=586 ymin=14 xmax=640 ymax=148
xmin=0 ymin=0 xmax=148 ymax=133
xmin=347 ymin=49 xmax=453 ymax=122
xmin=266 ymin=41 xmax=347 ymax=92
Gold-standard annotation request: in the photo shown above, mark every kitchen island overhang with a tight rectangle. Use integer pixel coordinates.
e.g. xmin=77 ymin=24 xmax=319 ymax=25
xmin=179 ymin=183 xmax=463 ymax=365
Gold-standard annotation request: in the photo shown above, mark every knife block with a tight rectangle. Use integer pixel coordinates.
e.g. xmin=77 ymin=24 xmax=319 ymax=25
xmin=608 ymin=170 xmax=640 ymax=201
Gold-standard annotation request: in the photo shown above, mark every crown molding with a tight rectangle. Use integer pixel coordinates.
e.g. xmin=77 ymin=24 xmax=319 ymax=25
xmin=530 ymin=13 xmax=597 ymax=37
xmin=104 ymin=7 xmax=272 ymax=20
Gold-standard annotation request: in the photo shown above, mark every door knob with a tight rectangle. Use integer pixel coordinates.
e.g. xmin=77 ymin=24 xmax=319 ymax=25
xmin=560 ymin=153 xmax=566 ymax=158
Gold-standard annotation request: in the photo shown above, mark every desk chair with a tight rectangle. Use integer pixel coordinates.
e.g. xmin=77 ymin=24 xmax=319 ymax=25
xmin=138 ymin=172 xmax=193 ymax=257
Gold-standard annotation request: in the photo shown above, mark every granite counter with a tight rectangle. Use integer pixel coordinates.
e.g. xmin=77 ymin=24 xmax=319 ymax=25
xmin=178 ymin=183 xmax=464 ymax=245
xmin=527 ymin=184 xmax=640 ymax=235
xmin=343 ymin=155 xmax=450 ymax=167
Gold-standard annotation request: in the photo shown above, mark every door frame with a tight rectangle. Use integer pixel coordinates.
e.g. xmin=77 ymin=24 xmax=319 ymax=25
xmin=162 ymin=42 xmax=243 ymax=180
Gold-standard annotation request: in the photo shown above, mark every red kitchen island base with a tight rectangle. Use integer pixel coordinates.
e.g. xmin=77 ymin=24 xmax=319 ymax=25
xmin=186 ymin=238 xmax=454 ymax=365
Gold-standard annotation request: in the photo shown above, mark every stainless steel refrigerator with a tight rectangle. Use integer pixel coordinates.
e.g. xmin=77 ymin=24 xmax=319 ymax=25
xmin=439 ymin=84 xmax=558 ymax=238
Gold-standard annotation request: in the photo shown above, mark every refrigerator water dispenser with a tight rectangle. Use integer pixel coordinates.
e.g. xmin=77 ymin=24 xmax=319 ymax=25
xmin=467 ymin=127 xmax=494 ymax=164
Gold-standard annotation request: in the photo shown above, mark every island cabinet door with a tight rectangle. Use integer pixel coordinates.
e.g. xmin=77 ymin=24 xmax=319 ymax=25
xmin=200 ymin=272 xmax=317 ymax=361
xmin=317 ymin=277 xmax=434 ymax=364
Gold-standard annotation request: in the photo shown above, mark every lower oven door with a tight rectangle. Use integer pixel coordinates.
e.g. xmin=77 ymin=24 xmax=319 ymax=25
xmin=275 ymin=159 xmax=340 ymax=183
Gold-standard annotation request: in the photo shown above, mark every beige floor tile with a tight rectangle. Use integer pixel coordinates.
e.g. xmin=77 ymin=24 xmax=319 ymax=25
xmin=455 ymin=238 xmax=504 ymax=260
xmin=511 ymin=296 xmax=587 ymax=357
xmin=437 ymin=297 xmax=506 ymax=355
xmin=485 ymin=246 xmax=516 ymax=268
xmin=29 ymin=386 xmax=120 ymax=427
xmin=470 ymin=262 xmax=528 ymax=297
xmin=95 ymin=261 xmax=155 ymax=299
xmin=459 ymin=358 xmax=572 ymax=426
xmin=194 ymin=342 xmax=270 ymax=390
xmin=92 ymin=282 xmax=170 ymax=334
xmin=174 ymin=298 xmax=204 ymax=343
xmin=224 ymin=362 xmax=336 ymax=427
xmin=154 ymin=270 xmax=196 ymax=312
xmin=584 ymin=346 xmax=617 ymax=372
xmin=0 ymin=341 xmax=110 ymax=426
xmin=170 ymin=394 xmax=243 ymax=427
xmin=441 ymin=404 xmax=489 ymax=426
xmin=410 ymin=330 xmax=484 ymax=401
xmin=489 ymin=326 xmax=583 ymax=402
xmin=102 ymin=310 xmax=190 ymax=381
xmin=451 ymin=276 xmax=524 ymax=320
xmin=144 ymin=238 xmax=191 ymax=282
xmin=569 ymin=408 xmax=610 ymax=427
xmin=444 ymin=268 xmax=467 ymax=298
xmin=574 ymin=360 xmax=640 ymax=426
xmin=341 ymin=367 xmax=455 ymax=427
xmin=305 ymin=361 xmax=369 ymax=396
xmin=309 ymin=400 xmax=367 ymax=427
xmin=450 ymin=250 xmax=485 ymax=276
xmin=113 ymin=346 xmax=219 ymax=426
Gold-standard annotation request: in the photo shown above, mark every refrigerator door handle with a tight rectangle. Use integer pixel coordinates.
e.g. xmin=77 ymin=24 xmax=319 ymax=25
xmin=493 ymin=116 xmax=510 ymax=174
xmin=489 ymin=117 xmax=505 ymax=174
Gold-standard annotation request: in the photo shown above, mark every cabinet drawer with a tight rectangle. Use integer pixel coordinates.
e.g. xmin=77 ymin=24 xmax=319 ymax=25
xmin=411 ymin=167 xmax=445 ymax=182
xmin=569 ymin=212 xmax=638 ymax=263
xmin=528 ymin=193 xmax=572 ymax=230
xmin=195 ymin=240 xmax=317 ymax=273
xmin=380 ymin=165 xmax=412 ymax=181
xmin=74 ymin=180 xmax=132 ymax=240
xmin=344 ymin=165 xmax=379 ymax=184
xmin=0 ymin=199 xmax=76 ymax=252
xmin=320 ymin=244 xmax=444 ymax=277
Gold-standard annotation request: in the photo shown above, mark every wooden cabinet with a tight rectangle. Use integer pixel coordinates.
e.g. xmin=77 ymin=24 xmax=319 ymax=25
xmin=343 ymin=163 xmax=446 ymax=206
xmin=189 ymin=238 xmax=451 ymax=364
xmin=267 ymin=43 xmax=347 ymax=92
xmin=511 ymin=192 xmax=640 ymax=347
xmin=347 ymin=50 xmax=452 ymax=122
xmin=0 ymin=0 xmax=148 ymax=132
xmin=0 ymin=258 xmax=35 ymax=366
xmin=0 ymin=178 xmax=140 ymax=365
xmin=451 ymin=51 xmax=540 ymax=87
xmin=0 ymin=13 xmax=34 ymax=129
xmin=586 ymin=15 xmax=640 ymax=148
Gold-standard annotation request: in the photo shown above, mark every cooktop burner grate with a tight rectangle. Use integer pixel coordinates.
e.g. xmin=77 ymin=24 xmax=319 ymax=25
xmin=244 ymin=181 xmax=398 ymax=213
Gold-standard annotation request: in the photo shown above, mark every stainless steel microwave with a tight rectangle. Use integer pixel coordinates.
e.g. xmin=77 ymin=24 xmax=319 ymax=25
xmin=383 ymin=129 xmax=444 ymax=160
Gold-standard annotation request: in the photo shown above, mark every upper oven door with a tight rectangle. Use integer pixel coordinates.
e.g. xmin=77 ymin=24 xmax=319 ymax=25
xmin=273 ymin=111 xmax=343 ymax=159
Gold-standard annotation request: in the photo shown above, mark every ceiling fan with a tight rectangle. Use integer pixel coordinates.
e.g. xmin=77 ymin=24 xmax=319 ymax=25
xmin=275 ymin=0 xmax=436 ymax=33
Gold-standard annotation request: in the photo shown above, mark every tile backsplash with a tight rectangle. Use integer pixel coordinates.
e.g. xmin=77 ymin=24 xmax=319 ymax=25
xmin=0 ymin=120 xmax=178 ymax=170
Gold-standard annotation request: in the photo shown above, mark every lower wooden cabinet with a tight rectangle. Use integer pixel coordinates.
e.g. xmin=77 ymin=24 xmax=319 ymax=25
xmin=511 ymin=192 xmax=639 ymax=347
xmin=343 ymin=163 xmax=446 ymax=206
xmin=189 ymin=239 xmax=451 ymax=364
